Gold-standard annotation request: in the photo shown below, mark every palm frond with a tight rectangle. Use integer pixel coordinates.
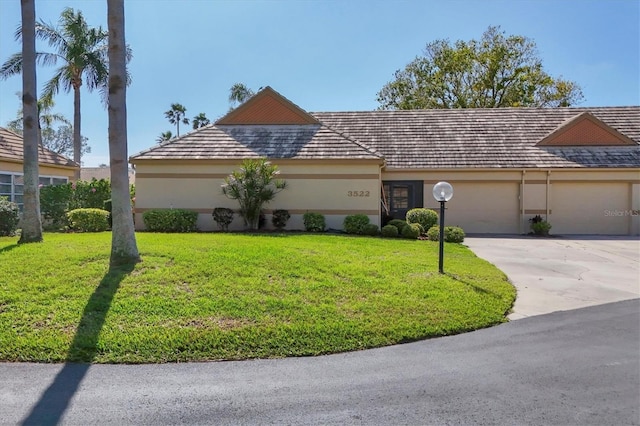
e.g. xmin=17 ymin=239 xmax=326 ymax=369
xmin=35 ymin=19 xmax=68 ymax=54
xmin=35 ymin=52 xmax=63 ymax=67
xmin=0 ymin=53 xmax=23 ymax=79
xmin=13 ymin=24 xmax=22 ymax=41
xmin=41 ymin=70 xmax=64 ymax=100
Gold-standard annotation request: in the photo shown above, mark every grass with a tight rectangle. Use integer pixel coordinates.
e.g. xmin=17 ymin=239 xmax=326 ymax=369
xmin=0 ymin=232 xmax=515 ymax=363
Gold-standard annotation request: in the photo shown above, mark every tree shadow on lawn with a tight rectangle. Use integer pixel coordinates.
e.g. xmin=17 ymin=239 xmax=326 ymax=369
xmin=0 ymin=243 xmax=20 ymax=254
xmin=21 ymin=262 xmax=135 ymax=426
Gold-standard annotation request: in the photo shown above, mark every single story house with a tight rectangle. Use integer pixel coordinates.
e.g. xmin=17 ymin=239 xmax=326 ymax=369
xmin=130 ymin=87 xmax=640 ymax=235
xmin=0 ymin=127 xmax=78 ymax=209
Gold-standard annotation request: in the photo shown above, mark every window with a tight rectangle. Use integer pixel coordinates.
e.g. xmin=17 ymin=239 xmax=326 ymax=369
xmin=382 ymin=181 xmax=424 ymax=220
xmin=0 ymin=174 xmax=11 ymax=200
xmin=0 ymin=171 xmax=68 ymax=210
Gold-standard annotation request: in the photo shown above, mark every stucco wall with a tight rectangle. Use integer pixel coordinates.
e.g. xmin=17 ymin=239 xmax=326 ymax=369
xmin=133 ymin=162 xmax=639 ymax=235
xmin=383 ymin=168 xmax=639 ymax=235
xmin=133 ymin=160 xmax=381 ymax=231
xmin=0 ymin=160 xmax=76 ymax=180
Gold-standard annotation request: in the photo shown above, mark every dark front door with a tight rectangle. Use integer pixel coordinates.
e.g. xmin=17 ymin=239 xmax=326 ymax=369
xmin=382 ymin=181 xmax=424 ymax=221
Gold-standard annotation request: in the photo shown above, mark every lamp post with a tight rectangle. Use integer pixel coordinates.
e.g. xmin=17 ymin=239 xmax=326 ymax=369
xmin=432 ymin=181 xmax=454 ymax=274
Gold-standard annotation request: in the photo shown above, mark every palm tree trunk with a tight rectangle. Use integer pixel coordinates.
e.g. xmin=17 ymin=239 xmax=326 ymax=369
xmin=73 ymin=85 xmax=81 ymax=180
xmin=19 ymin=0 xmax=43 ymax=244
xmin=107 ymin=0 xmax=139 ymax=266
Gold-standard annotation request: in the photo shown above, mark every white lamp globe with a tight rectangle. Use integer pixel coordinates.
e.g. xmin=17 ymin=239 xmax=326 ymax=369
xmin=432 ymin=181 xmax=454 ymax=202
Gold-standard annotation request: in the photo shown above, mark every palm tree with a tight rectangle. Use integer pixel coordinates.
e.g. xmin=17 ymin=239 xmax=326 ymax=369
xmin=156 ymin=130 xmax=173 ymax=144
xmin=164 ymin=103 xmax=189 ymax=136
xmin=192 ymin=112 xmax=210 ymax=129
xmin=229 ymin=83 xmax=255 ymax=109
xmin=18 ymin=0 xmax=42 ymax=243
xmin=6 ymin=93 xmax=70 ymax=134
xmin=222 ymin=159 xmax=287 ymax=230
xmin=107 ymin=0 xmax=139 ymax=266
xmin=0 ymin=8 xmax=110 ymax=180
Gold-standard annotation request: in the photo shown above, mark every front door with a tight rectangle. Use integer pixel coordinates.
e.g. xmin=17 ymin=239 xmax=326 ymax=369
xmin=382 ymin=181 xmax=424 ymax=221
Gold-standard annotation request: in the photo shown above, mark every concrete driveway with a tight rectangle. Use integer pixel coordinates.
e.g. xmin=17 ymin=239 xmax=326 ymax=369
xmin=464 ymin=235 xmax=640 ymax=320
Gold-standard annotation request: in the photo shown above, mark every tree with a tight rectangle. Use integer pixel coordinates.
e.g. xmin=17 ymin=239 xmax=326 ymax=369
xmin=6 ymin=92 xmax=69 ymax=133
xmin=7 ymin=98 xmax=91 ymax=159
xmin=7 ymin=96 xmax=91 ymax=161
xmin=164 ymin=103 xmax=189 ymax=137
xmin=222 ymin=158 xmax=287 ymax=231
xmin=0 ymin=8 xmax=110 ymax=180
xmin=192 ymin=112 xmax=210 ymax=129
xmin=18 ymin=0 xmax=42 ymax=243
xmin=41 ymin=125 xmax=90 ymax=158
xmin=377 ymin=26 xmax=584 ymax=110
xmin=228 ymin=83 xmax=255 ymax=109
xmin=107 ymin=0 xmax=139 ymax=265
xmin=156 ymin=130 xmax=173 ymax=144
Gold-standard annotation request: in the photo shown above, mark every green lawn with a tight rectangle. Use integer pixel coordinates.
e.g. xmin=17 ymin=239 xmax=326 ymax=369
xmin=0 ymin=232 xmax=515 ymax=363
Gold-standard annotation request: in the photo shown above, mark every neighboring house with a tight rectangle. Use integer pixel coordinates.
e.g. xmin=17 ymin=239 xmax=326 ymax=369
xmin=81 ymin=166 xmax=135 ymax=183
xmin=0 ymin=127 xmax=78 ymax=210
xmin=130 ymin=87 xmax=640 ymax=235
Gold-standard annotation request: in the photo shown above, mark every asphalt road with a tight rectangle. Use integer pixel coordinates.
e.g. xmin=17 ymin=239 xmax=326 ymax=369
xmin=2 ymin=299 xmax=638 ymax=426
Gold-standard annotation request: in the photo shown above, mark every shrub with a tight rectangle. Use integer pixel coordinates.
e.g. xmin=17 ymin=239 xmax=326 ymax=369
xmin=343 ymin=214 xmax=370 ymax=234
xmin=0 ymin=196 xmax=20 ymax=236
xmin=445 ymin=226 xmax=466 ymax=243
xmin=426 ymin=226 xmax=440 ymax=241
xmin=427 ymin=226 xmax=466 ymax=243
xmin=69 ymin=179 xmax=111 ymax=210
xmin=104 ymin=199 xmax=113 ymax=228
xmin=387 ymin=219 xmax=407 ymax=233
xmin=406 ymin=208 xmax=438 ymax=233
xmin=212 ymin=208 xmax=234 ymax=231
xmin=401 ymin=223 xmax=422 ymax=239
xmin=40 ymin=179 xmax=115 ymax=230
xmin=303 ymin=212 xmax=325 ymax=232
xmin=272 ymin=209 xmax=290 ymax=230
xmin=381 ymin=224 xmax=399 ymax=238
xmin=40 ymin=184 xmax=73 ymax=229
xmin=531 ymin=220 xmax=552 ymax=236
xmin=362 ymin=223 xmax=379 ymax=236
xmin=143 ymin=209 xmax=198 ymax=232
xmin=529 ymin=215 xmax=551 ymax=236
xmin=66 ymin=208 xmax=110 ymax=232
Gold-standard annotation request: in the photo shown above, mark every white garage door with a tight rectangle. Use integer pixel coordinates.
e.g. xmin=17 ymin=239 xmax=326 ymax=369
xmin=444 ymin=183 xmax=520 ymax=234
xmin=551 ymin=183 xmax=630 ymax=235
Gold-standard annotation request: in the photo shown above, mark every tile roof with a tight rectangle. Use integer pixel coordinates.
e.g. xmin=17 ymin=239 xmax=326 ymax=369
xmin=0 ymin=127 xmax=78 ymax=168
xmin=312 ymin=107 xmax=640 ymax=168
xmin=131 ymin=124 xmax=382 ymax=161
xmin=130 ymin=96 xmax=640 ymax=169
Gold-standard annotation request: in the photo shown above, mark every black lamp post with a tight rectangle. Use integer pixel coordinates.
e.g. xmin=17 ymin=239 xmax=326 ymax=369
xmin=432 ymin=181 xmax=454 ymax=274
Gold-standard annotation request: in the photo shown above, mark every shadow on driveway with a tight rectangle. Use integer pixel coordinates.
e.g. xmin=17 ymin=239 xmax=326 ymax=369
xmin=22 ymin=263 xmax=135 ymax=426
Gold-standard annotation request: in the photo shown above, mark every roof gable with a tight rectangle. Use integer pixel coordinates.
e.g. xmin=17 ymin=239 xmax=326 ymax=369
xmin=216 ymin=86 xmax=319 ymax=125
xmin=536 ymin=112 xmax=635 ymax=147
xmin=0 ymin=127 xmax=78 ymax=168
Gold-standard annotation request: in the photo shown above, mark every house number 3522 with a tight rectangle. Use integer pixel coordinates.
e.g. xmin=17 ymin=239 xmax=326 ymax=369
xmin=347 ymin=191 xmax=370 ymax=197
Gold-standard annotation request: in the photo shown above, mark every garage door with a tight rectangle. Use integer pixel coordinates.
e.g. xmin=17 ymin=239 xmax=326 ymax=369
xmin=443 ymin=182 xmax=520 ymax=234
xmin=551 ymin=183 xmax=630 ymax=235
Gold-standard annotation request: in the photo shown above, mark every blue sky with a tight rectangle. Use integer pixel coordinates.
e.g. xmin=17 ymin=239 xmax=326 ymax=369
xmin=0 ymin=0 xmax=638 ymax=167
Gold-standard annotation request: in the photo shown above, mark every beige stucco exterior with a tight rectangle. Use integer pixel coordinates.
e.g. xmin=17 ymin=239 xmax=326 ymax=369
xmin=134 ymin=160 xmax=639 ymax=235
xmin=133 ymin=159 xmax=382 ymax=231
xmin=0 ymin=159 xmax=76 ymax=181
xmin=383 ymin=168 xmax=639 ymax=235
